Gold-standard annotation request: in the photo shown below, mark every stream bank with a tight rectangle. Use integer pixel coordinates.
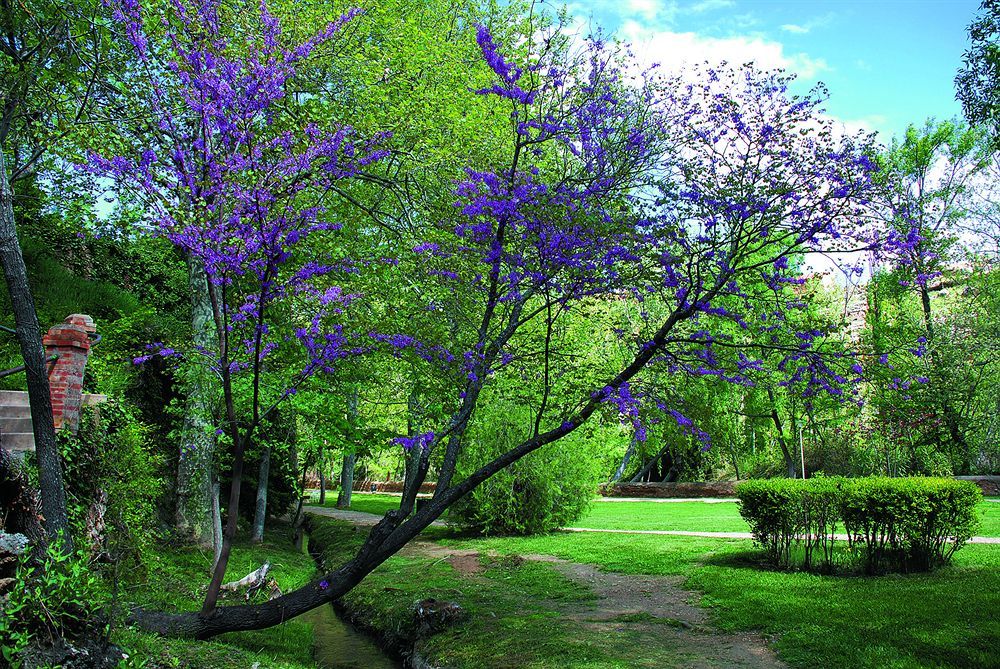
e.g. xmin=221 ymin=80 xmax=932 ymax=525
xmin=303 ymin=517 xmax=436 ymax=669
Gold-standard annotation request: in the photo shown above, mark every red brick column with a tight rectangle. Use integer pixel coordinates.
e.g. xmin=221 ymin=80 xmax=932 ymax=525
xmin=42 ymin=314 xmax=96 ymax=433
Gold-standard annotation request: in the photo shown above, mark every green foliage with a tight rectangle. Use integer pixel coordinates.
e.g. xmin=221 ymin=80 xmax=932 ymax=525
xmin=115 ymin=521 xmax=318 ymax=668
xmin=451 ymin=401 xmax=604 ymax=536
xmin=737 ymin=477 xmax=982 ymax=573
xmin=735 ymin=478 xmax=809 ymax=567
xmin=59 ymin=402 xmax=165 ymax=556
xmin=839 ymin=477 xmax=982 ymax=572
xmin=0 ymin=542 xmax=107 ymax=667
xmin=957 ymin=0 xmax=1000 ymax=147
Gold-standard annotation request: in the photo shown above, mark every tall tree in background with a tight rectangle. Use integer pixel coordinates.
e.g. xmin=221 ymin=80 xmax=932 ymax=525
xmin=90 ymin=0 xmax=388 ymax=616
xmin=0 ymin=0 xmax=115 ymax=549
xmin=957 ymin=0 xmax=1000 ymax=148
xmin=868 ymin=120 xmax=991 ymax=473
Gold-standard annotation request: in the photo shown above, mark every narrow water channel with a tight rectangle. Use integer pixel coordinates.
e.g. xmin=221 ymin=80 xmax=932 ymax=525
xmin=300 ymin=601 xmax=402 ymax=669
xmin=301 ymin=536 xmax=402 ymax=669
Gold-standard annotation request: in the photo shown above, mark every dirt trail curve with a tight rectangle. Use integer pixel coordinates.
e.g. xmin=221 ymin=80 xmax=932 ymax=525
xmin=306 ymin=505 xmax=785 ymax=668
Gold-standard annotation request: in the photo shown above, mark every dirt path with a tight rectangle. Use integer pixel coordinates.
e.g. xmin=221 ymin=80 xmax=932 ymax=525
xmin=310 ymin=505 xmax=785 ymax=668
xmin=404 ymin=541 xmax=785 ymax=668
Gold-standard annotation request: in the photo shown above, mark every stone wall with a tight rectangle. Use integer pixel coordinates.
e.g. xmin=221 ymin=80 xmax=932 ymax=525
xmin=955 ymin=476 xmax=1000 ymax=496
xmin=599 ymin=481 xmax=737 ymax=498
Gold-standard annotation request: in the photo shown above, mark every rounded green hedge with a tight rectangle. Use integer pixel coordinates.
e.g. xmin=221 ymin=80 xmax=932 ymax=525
xmin=736 ymin=477 xmax=982 ymax=573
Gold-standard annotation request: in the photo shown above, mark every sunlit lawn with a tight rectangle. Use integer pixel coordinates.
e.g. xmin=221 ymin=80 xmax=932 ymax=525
xmin=438 ymin=528 xmax=1000 ymax=668
xmin=318 ymin=492 xmax=1000 ymax=537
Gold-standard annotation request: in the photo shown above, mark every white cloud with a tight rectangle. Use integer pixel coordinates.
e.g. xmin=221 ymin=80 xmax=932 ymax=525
xmin=839 ymin=114 xmax=890 ymax=138
xmin=780 ymin=13 xmax=837 ymax=36
xmin=781 ymin=23 xmax=810 ymax=34
xmin=688 ymin=0 xmax=735 ymax=13
xmin=619 ymin=21 xmax=831 ymax=79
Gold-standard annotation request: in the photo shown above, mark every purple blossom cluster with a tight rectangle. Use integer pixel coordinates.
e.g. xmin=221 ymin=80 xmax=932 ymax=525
xmin=92 ymin=0 xmax=388 ymax=389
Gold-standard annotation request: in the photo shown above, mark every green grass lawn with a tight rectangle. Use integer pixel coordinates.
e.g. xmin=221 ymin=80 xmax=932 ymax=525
xmin=306 ymin=512 xmax=1000 ymax=669
xmin=570 ymin=500 xmax=752 ymax=532
xmin=979 ymin=498 xmax=1000 ymax=536
xmin=306 ymin=491 xmax=1000 ymax=666
xmin=323 ymin=493 xmax=1000 ymax=537
xmin=438 ymin=528 xmax=1000 ymax=668
xmin=311 ymin=516 xmax=727 ymax=669
xmin=115 ymin=521 xmax=318 ymax=669
xmin=320 ymin=492 xmax=408 ymax=517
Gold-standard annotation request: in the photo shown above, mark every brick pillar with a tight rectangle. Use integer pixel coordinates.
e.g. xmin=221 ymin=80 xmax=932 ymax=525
xmin=42 ymin=314 xmax=96 ymax=434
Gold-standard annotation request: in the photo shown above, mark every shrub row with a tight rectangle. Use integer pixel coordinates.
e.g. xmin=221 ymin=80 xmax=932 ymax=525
xmin=736 ymin=477 xmax=982 ymax=573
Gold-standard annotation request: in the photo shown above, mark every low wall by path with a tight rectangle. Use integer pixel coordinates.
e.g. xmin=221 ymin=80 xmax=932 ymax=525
xmin=353 ymin=480 xmax=437 ymax=494
xmin=599 ymin=481 xmax=737 ymax=499
xmin=309 ymin=476 xmax=999 ymax=499
xmin=303 ymin=477 xmax=437 ymax=494
xmin=956 ymin=476 xmax=1000 ymax=496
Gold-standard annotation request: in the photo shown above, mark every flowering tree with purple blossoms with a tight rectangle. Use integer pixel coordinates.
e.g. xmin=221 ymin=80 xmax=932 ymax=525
xmin=97 ymin=7 xmax=881 ymax=635
xmin=90 ymin=0 xmax=388 ymax=616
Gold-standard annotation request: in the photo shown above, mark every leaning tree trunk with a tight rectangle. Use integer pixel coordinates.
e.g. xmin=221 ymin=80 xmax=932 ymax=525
xmin=766 ymin=387 xmax=798 ymax=478
xmin=251 ymin=445 xmax=271 ymax=543
xmin=611 ymin=437 xmax=637 ymax=482
xmin=175 ymin=254 xmax=218 ymax=546
xmin=0 ymin=151 xmax=71 ymax=550
xmin=629 ymin=443 xmax=670 ymax=483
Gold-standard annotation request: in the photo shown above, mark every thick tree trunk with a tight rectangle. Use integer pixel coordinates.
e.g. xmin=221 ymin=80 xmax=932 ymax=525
xmin=336 ymin=388 xmax=359 ymax=509
xmin=175 ymin=255 xmax=218 ymax=546
xmin=211 ymin=479 xmax=222 ymax=569
xmin=336 ymin=453 xmax=355 ymax=509
xmin=251 ymin=445 xmax=270 ymax=543
xmin=318 ymin=448 xmax=326 ymax=505
xmin=0 ymin=152 xmax=70 ymax=550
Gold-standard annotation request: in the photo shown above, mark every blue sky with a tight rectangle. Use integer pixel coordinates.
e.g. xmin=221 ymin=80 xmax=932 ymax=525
xmin=565 ymin=0 xmax=982 ymax=142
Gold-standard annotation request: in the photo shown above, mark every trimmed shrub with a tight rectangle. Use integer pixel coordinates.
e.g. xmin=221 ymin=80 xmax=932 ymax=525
xmin=800 ymin=476 xmax=842 ymax=571
xmin=734 ymin=478 xmax=805 ymax=567
xmin=840 ymin=477 xmax=981 ymax=573
xmin=736 ymin=476 xmax=981 ymax=573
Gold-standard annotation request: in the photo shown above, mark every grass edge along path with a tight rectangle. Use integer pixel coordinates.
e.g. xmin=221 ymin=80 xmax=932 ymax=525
xmin=306 ymin=513 xmax=783 ymax=669
xmin=307 ymin=504 xmax=1000 ymax=668
xmin=439 ymin=528 xmax=1000 ymax=669
xmin=310 ymin=493 xmax=1000 ymax=538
